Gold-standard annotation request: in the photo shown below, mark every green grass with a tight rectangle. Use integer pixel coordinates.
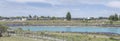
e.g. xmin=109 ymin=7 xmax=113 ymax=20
xmin=1 ymin=31 xmax=120 ymax=41
xmin=0 ymin=36 xmax=50 ymax=41
xmin=1 ymin=20 xmax=120 ymax=26
xmin=0 ymin=20 xmax=112 ymax=26
xmin=46 ymin=32 xmax=120 ymax=41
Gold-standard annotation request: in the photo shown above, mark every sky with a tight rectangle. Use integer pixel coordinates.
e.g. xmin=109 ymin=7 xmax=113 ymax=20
xmin=1 ymin=0 xmax=120 ymax=18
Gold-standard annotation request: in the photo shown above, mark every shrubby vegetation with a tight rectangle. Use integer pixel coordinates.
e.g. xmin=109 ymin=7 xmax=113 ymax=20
xmin=0 ymin=25 xmax=8 ymax=32
xmin=38 ymin=32 xmax=120 ymax=41
xmin=0 ymin=24 xmax=8 ymax=37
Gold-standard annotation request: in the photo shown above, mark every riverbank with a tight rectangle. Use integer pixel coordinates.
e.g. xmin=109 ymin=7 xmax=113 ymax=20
xmin=0 ymin=36 xmax=46 ymax=41
xmin=2 ymin=32 xmax=120 ymax=41
xmin=8 ymin=24 xmax=120 ymax=28
xmin=8 ymin=31 xmax=120 ymax=41
xmin=48 ymin=32 xmax=120 ymax=41
xmin=5 ymin=26 xmax=120 ymax=41
xmin=1 ymin=20 xmax=120 ymax=27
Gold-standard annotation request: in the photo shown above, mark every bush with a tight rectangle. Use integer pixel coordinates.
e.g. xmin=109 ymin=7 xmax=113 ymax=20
xmin=0 ymin=25 xmax=8 ymax=33
xmin=0 ymin=25 xmax=8 ymax=37
xmin=0 ymin=33 xmax=2 ymax=37
xmin=109 ymin=37 xmax=116 ymax=40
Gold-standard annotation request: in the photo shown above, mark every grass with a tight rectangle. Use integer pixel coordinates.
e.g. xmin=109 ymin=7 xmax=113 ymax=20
xmin=1 ymin=20 xmax=120 ymax=26
xmin=1 ymin=31 xmax=120 ymax=41
xmin=0 ymin=36 xmax=50 ymax=41
xmin=0 ymin=20 xmax=112 ymax=26
xmin=45 ymin=32 xmax=120 ymax=41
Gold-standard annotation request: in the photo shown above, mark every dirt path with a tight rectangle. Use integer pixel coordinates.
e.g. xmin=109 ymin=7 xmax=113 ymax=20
xmin=11 ymin=34 xmax=66 ymax=41
xmin=25 ymin=35 xmax=66 ymax=41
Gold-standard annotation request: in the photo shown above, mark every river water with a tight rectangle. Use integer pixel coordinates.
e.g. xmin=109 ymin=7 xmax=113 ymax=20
xmin=11 ymin=26 xmax=120 ymax=34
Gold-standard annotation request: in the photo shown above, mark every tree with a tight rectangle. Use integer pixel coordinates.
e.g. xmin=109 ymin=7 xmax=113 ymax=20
xmin=51 ymin=16 xmax=56 ymax=20
xmin=16 ymin=16 xmax=21 ymax=18
xmin=119 ymin=15 xmax=120 ymax=20
xmin=109 ymin=14 xmax=119 ymax=21
xmin=22 ymin=16 xmax=27 ymax=18
xmin=109 ymin=15 xmax=114 ymax=21
xmin=33 ymin=15 xmax=38 ymax=18
xmin=41 ymin=16 xmax=45 ymax=18
xmin=47 ymin=16 xmax=50 ymax=18
xmin=33 ymin=15 xmax=39 ymax=20
xmin=66 ymin=12 xmax=71 ymax=21
xmin=0 ymin=16 xmax=2 ymax=18
xmin=99 ymin=17 xmax=107 ymax=19
xmin=114 ymin=14 xmax=118 ymax=21
xmin=89 ymin=17 xmax=95 ymax=20
xmin=29 ymin=15 xmax=32 ymax=18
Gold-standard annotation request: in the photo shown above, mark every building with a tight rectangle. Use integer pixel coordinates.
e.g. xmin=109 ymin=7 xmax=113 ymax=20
xmin=21 ymin=18 xmax=27 ymax=21
xmin=0 ymin=17 xmax=27 ymax=21
xmin=0 ymin=17 xmax=9 ymax=21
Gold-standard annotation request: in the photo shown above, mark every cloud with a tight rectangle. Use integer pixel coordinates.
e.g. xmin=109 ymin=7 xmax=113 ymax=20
xmin=5 ymin=0 xmax=116 ymax=6
xmin=2 ymin=0 xmax=120 ymax=17
xmin=6 ymin=0 xmax=62 ymax=6
xmin=7 ymin=0 xmax=46 ymax=3
xmin=0 ymin=0 xmax=68 ymax=17
xmin=6 ymin=0 xmax=103 ymax=5
xmin=106 ymin=1 xmax=120 ymax=8
xmin=5 ymin=0 xmax=120 ymax=9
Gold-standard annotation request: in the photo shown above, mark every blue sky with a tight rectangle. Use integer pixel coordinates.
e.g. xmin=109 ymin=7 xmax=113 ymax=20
xmin=1 ymin=0 xmax=120 ymax=18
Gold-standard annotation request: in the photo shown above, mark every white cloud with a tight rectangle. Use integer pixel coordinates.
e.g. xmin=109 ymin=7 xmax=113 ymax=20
xmin=106 ymin=1 xmax=120 ymax=8
xmin=7 ymin=0 xmax=62 ymax=5
xmin=1 ymin=0 xmax=120 ymax=17
xmin=5 ymin=0 xmax=120 ymax=8
xmin=7 ymin=0 xmax=46 ymax=3
xmin=5 ymin=0 xmax=109 ymax=5
xmin=6 ymin=0 xmax=103 ymax=4
xmin=0 ymin=0 xmax=68 ymax=17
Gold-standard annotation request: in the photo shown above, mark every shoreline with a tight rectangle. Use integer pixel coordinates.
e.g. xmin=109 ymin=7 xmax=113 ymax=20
xmin=9 ymin=25 xmax=120 ymax=36
xmin=8 ymin=24 xmax=120 ymax=28
xmin=60 ymin=32 xmax=120 ymax=36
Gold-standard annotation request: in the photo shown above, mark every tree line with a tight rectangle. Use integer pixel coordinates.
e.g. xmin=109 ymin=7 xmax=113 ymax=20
xmin=108 ymin=13 xmax=120 ymax=21
xmin=27 ymin=12 xmax=71 ymax=20
xmin=17 ymin=12 xmax=120 ymax=21
xmin=0 ymin=12 xmax=120 ymax=21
